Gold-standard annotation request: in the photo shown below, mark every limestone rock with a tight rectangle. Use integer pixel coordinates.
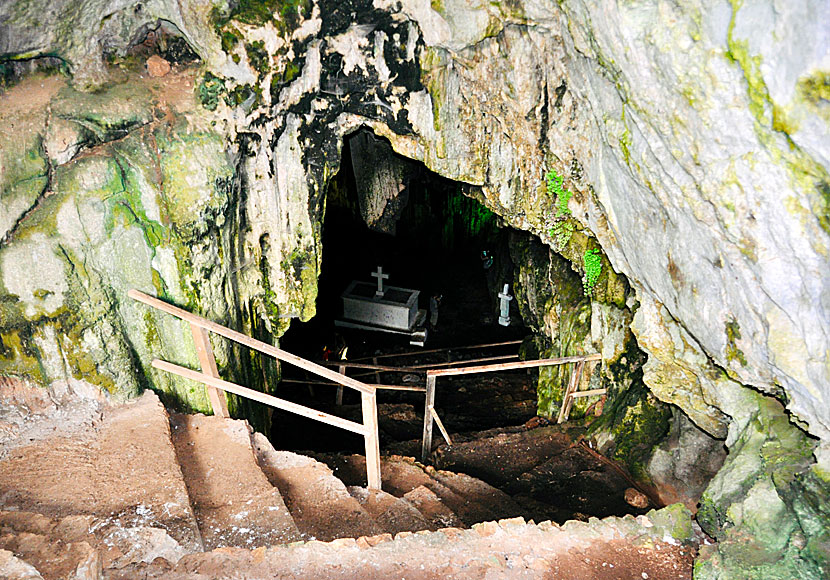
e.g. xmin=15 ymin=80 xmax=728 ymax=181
xmin=146 ymin=55 xmax=171 ymax=78
xmin=0 ymin=549 xmax=44 ymax=580
xmin=1 ymin=1 xmax=829 ymax=577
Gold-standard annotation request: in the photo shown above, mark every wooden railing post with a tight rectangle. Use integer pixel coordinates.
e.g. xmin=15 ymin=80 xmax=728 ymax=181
xmin=361 ymin=390 xmax=382 ymax=490
xmin=557 ymin=360 xmax=586 ymax=424
xmin=336 ymin=364 xmax=346 ymax=406
xmin=421 ymin=374 xmax=436 ymax=462
xmin=190 ymin=323 xmax=229 ymax=418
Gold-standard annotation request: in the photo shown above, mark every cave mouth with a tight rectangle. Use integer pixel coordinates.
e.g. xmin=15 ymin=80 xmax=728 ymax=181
xmin=269 ymin=130 xmax=655 ymax=524
xmin=275 ymin=129 xmax=532 ymax=448
xmin=279 ymin=129 xmax=529 ymax=363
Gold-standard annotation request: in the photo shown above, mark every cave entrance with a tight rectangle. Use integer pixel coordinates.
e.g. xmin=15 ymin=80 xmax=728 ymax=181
xmin=270 ymin=130 xmax=656 ymax=524
xmin=283 ymin=129 xmax=527 ymax=356
xmin=275 ymin=129 xmax=532 ymax=444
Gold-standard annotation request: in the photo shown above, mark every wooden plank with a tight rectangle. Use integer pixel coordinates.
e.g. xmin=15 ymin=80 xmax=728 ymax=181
xmin=129 ymin=289 xmax=375 ymax=395
xmin=421 ymin=375 xmax=437 ymax=462
xmin=280 ymin=379 xmax=426 ymax=392
xmin=427 ymin=353 xmax=602 ymax=377
xmin=345 ymin=355 xmax=518 ymax=375
xmin=406 ymin=354 xmax=519 ymax=370
xmin=556 ymin=364 xmax=577 ymax=424
xmin=569 ymin=388 xmax=607 ymax=398
xmin=557 ymin=360 xmax=586 ymax=424
xmin=350 ymin=339 xmax=524 ymax=362
xmin=361 ymin=391 xmax=382 ymax=491
xmin=564 ymin=360 xmax=585 ymax=419
xmin=152 ymin=359 xmax=367 ymax=436
xmin=430 ymin=407 xmax=453 ymax=446
xmin=318 ymin=361 xmax=421 ymax=373
xmin=190 ymin=324 xmax=230 ymax=418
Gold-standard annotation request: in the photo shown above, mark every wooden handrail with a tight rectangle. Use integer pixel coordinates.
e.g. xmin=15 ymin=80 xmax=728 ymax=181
xmin=153 ymin=360 xmax=367 ymax=435
xmin=420 ymin=352 xmax=603 ymax=461
xmin=349 ymin=339 xmax=523 ymax=362
xmin=129 ymin=289 xmax=375 ymax=395
xmin=281 ymin=379 xmax=426 ymax=392
xmin=425 ymin=353 xmax=602 ymax=377
xmin=131 ymin=288 xmax=383 ymax=490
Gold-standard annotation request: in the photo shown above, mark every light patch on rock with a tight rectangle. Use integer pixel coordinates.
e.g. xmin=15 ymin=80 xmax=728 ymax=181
xmin=328 ymin=24 xmax=373 ymax=76
xmin=0 ymin=549 xmax=44 ymax=580
xmin=292 ymin=5 xmax=322 ymax=42
xmin=151 ymin=247 xmax=183 ymax=299
xmin=375 ymin=0 xmax=451 ymax=47
xmin=1 ymin=235 xmax=68 ymax=319
xmin=44 ymin=117 xmax=84 ymax=165
xmin=105 ymin=525 xmax=188 ymax=566
xmin=279 ymin=41 xmax=322 ymax=108
xmin=372 ymin=30 xmax=392 ymax=82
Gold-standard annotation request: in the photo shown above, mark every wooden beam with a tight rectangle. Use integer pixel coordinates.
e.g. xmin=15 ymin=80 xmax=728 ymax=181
xmin=152 ymin=359 xmax=367 ymax=436
xmin=430 ymin=407 xmax=453 ymax=446
xmin=406 ymin=354 xmax=519 ymax=370
xmin=427 ymin=353 xmax=602 ymax=377
xmin=361 ymin=390 xmax=382 ymax=491
xmin=129 ymin=289 xmax=375 ymax=395
xmin=350 ymin=339 xmax=524 ymax=362
xmin=280 ymin=379 xmax=426 ymax=392
xmin=190 ymin=324 xmax=229 ymax=418
xmin=557 ymin=360 xmax=586 ymax=424
xmin=372 ymin=356 xmax=382 ymax=388
xmin=318 ymin=361 xmax=421 ymax=373
xmin=421 ymin=375 xmax=437 ymax=462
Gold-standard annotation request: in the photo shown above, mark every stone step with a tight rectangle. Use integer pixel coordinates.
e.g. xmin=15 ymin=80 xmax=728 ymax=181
xmin=320 ymin=453 xmax=521 ymax=527
xmin=0 ymin=391 xmax=202 ymax=557
xmin=402 ymin=485 xmax=464 ymax=530
xmin=0 ymin=509 xmax=190 ymax=575
xmin=251 ymin=433 xmax=382 ymax=541
xmin=429 ymin=469 xmax=524 ymax=524
xmin=346 ymin=487 xmax=431 ymax=535
xmin=169 ymin=414 xmax=300 ymax=550
xmin=129 ymin=511 xmax=698 ymax=579
xmin=0 ymin=530 xmax=99 ymax=580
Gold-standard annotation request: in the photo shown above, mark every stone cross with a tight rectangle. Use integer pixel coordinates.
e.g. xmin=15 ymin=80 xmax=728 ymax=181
xmin=371 ymin=266 xmax=389 ymax=297
xmin=498 ymin=283 xmax=513 ymax=326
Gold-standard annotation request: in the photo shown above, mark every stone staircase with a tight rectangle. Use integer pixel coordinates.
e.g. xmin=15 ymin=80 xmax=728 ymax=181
xmin=0 ymin=389 xmax=697 ymax=579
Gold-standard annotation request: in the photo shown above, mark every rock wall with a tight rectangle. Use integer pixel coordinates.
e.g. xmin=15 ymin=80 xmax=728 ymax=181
xmin=1 ymin=0 xmax=829 ymax=577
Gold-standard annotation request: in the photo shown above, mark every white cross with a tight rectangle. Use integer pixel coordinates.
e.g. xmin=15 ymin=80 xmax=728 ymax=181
xmin=371 ymin=266 xmax=389 ymax=296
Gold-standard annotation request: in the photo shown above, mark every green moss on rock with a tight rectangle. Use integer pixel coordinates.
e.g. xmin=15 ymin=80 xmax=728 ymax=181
xmin=696 ymin=393 xmax=828 ymax=579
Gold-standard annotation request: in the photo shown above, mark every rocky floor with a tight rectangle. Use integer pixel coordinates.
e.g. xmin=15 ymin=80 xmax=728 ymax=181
xmin=0 ymin=385 xmax=700 ymax=579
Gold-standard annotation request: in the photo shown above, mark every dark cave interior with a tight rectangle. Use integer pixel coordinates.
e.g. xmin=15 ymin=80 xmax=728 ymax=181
xmin=267 ymin=132 xmax=654 ymax=523
xmin=274 ymin=130 xmax=531 ymax=447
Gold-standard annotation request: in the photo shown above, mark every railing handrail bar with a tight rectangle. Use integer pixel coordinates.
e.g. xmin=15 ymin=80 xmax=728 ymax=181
xmin=129 ymin=289 xmax=375 ymax=395
xmin=426 ymin=353 xmax=602 ymax=377
xmin=280 ymin=378 xmax=427 ymax=392
xmin=348 ymin=339 xmax=524 ymax=362
xmin=313 ymin=361 xmax=422 ymax=373
xmin=314 ymin=353 xmax=520 ymax=374
xmin=152 ymin=359 xmax=367 ymax=435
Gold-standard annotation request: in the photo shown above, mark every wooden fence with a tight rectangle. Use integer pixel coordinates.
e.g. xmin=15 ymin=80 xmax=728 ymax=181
xmin=128 ymin=289 xmax=382 ymax=490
